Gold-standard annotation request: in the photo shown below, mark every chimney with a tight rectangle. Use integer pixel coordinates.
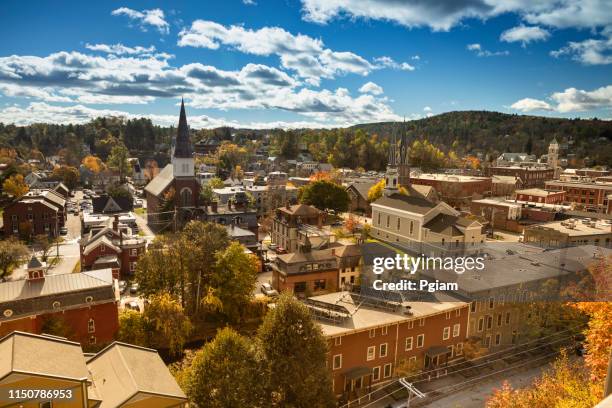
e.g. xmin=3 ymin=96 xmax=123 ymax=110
xmin=113 ymin=214 xmax=119 ymax=232
xmin=211 ymin=201 xmax=218 ymax=212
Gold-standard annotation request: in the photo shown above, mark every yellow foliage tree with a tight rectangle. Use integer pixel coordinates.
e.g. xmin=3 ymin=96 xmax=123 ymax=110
xmin=2 ymin=174 xmax=29 ymax=198
xmin=81 ymin=155 xmax=105 ymax=173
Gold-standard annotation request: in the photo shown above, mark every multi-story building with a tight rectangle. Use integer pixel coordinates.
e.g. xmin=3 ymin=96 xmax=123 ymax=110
xmin=544 ymin=180 xmax=612 ymax=213
xmin=0 ymin=331 xmax=187 ymax=408
xmin=271 ymin=204 xmax=329 ymax=253
xmin=272 ymin=244 xmax=362 ymax=294
xmin=79 ymin=215 xmax=147 ymax=279
xmin=310 ymin=290 xmax=469 ymax=399
xmin=0 ymin=258 xmax=119 ymax=346
xmin=515 ymin=188 xmax=566 ymax=205
xmin=486 ymin=166 xmax=555 ymax=188
xmin=409 ymin=173 xmax=492 ymax=208
xmin=524 ymin=218 xmax=612 ymax=248
xmin=2 ymin=189 xmax=66 ymax=238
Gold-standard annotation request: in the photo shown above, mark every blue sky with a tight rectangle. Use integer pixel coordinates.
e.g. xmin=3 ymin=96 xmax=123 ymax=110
xmin=0 ymin=0 xmax=610 ymax=128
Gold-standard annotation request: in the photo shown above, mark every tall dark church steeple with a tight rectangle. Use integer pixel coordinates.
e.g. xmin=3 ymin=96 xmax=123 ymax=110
xmin=398 ymin=120 xmax=411 ymax=187
xmin=174 ymin=98 xmax=193 ymax=159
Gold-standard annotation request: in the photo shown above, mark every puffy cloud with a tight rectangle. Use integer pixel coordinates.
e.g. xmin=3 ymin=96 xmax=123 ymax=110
xmin=111 ymin=7 xmax=169 ymax=34
xmin=300 ymin=0 xmax=612 ymax=32
xmin=500 ymin=25 xmax=550 ymax=46
xmin=85 ymin=43 xmax=156 ymax=56
xmin=423 ymin=106 xmax=432 ymax=112
xmin=510 ymin=97 xmax=553 ymax=112
xmin=551 ymin=35 xmax=612 ymax=65
xmin=466 ymin=43 xmax=509 ymax=57
xmin=510 ymin=85 xmax=612 ymax=112
xmin=178 ymin=20 xmax=411 ymax=84
xmin=373 ymin=56 xmax=415 ymax=71
xmin=359 ymin=82 xmax=384 ymax=95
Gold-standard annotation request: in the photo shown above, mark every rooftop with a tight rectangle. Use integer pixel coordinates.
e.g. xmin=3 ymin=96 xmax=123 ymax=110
xmin=412 ymin=173 xmax=490 ymax=183
xmin=516 ymin=188 xmax=563 ymax=197
xmin=527 ymin=219 xmax=612 ymax=237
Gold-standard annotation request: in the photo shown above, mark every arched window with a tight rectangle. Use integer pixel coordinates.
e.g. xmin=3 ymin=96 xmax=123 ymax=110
xmin=88 ymin=318 xmax=95 ymax=333
xmin=180 ymin=188 xmax=192 ymax=207
xmin=52 ymin=301 xmax=61 ymax=309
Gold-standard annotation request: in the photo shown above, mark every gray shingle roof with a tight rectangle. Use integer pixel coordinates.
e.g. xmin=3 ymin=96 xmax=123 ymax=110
xmin=373 ymin=192 xmax=435 ymax=214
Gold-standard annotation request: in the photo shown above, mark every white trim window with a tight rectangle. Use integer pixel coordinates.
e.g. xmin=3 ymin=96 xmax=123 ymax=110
xmin=443 ymin=327 xmax=450 ymax=340
xmin=333 ymin=354 xmax=342 ymax=370
xmin=88 ymin=318 xmax=95 ymax=333
xmin=372 ymin=366 xmax=381 ymax=381
xmin=381 ymin=326 xmax=388 ymax=335
xmin=416 ymin=334 xmax=425 ymax=348
xmin=380 ymin=343 xmax=388 ymax=358
xmin=405 ymin=336 xmax=413 ymax=351
xmin=367 ymin=346 xmax=376 ymax=361
xmin=369 ymin=329 xmax=376 ymax=338
xmin=456 ymin=342 xmax=463 ymax=356
xmin=452 ymin=323 xmax=460 ymax=338
xmin=334 ymin=337 xmax=342 ymax=346
xmin=383 ymin=363 xmax=392 ymax=378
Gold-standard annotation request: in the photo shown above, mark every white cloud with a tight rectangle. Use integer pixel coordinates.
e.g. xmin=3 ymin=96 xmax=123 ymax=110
xmin=510 ymin=97 xmax=553 ymax=112
xmin=510 ymin=85 xmax=612 ymax=112
xmin=177 ymin=20 xmax=413 ymax=84
xmin=423 ymin=106 xmax=432 ymax=112
xmin=243 ymin=0 xmax=257 ymax=4
xmin=0 ymin=83 xmax=72 ymax=103
xmin=111 ymin=7 xmax=169 ymax=34
xmin=359 ymin=82 xmax=383 ymax=95
xmin=373 ymin=56 xmax=415 ymax=71
xmin=467 ymin=43 xmax=509 ymax=57
xmin=85 ymin=43 xmax=156 ymax=56
xmin=300 ymin=0 xmax=612 ymax=32
xmin=551 ymin=34 xmax=612 ymax=65
xmin=500 ymin=25 xmax=550 ymax=46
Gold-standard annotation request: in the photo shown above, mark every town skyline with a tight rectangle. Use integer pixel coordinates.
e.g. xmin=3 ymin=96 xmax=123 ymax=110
xmin=0 ymin=0 xmax=611 ymax=129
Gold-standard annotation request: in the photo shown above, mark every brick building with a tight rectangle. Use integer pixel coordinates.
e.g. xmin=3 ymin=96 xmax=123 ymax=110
xmin=409 ymin=173 xmax=492 ymax=208
xmin=0 ymin=258 xmax=119 ymax=346
xmin=309 ymin=290 xmax=468 ymax=399
xmin=486 ymin=166 xmax=555 ymax=188
xmin=271 ymin=204 xmax=329 ymax=253
xmin=524 ymin=219 xmax=612 ymax=248
xmin=515 ymin=188 xmax=566 ymax=205
xmin=544 ymin=180 xmax=612 ymax=213
xmin=79 ymin=215 xmax=147 ymax=279
xmin=2 ymin=189 xmax=66 ymax=238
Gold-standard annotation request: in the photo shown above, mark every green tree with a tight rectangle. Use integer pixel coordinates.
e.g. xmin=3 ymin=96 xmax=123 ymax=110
xmin=300 ymin=180 xmax=350 ymax=213
xmin=0 ymin=238 xmax=29 ymax=279
xmin=199 ymin=184 xmax=215 ymax=205
xmin=257 ymin=293 xmax=335 ymax=408
xmin=211 ymin=242 xmax=258 ymax=322
xmin=107 ymin=143 xmax=132 ymax=182
xmin=208 ymin=177 xmax=224 ymax=189
xmin=185 ymin=327 xmax=266 ymax=408
xmin=52 ymin=165 xmax=79 ymax=189
xmin=34 ymin=234 xmax=58 ymax=263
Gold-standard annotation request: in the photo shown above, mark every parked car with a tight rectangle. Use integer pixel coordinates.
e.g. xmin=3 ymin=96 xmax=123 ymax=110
xmin=125 ymin=301 xmax=140 ymax=312
xmin=260 ymin=283 xmax=279 ymax=297
xmin=118 ymin=280 xmax=127 ymax=294
xmin=129 ymin=282 xmax=139 ymax=294
xmin=59 ymin=227 xmax=68 ymax=235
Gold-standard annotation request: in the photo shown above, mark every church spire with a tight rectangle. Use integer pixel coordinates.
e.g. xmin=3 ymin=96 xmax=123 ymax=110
xmin=174 ymin=98 xmax=193 ymax=158
xmin=388 ymin=132 xmax=397 ymax=167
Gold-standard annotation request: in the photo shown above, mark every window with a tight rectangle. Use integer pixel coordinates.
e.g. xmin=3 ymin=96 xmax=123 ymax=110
xmin=334 ymin=337 xmax=342 ymax=346
xmin=52 ymin=301 xmax=61 ymax=309
xmin=377 ymin=212 xmax=381 ymax=225
xmin=88 ymin=318 xmax=95 ymax=333
xmin=294 ymin=282 xmax=306 ymax=292
xmin=314 ymin=279 xmax=326 ymax=291
xmin=409 ymin=221 xmax=414 ymax=235
xmin=416 ymin=334 xmax=424 ymax=348
xmin=447 ymin=345 xmax=454 ymax=358
xmin=180 ymin=188 xmax=192 ymax=207
xmin=418 ymin=318 xmax=425 ymax=327
xmin=505 ymin=312 xmax=511 ymax=325
xmin=381 ymin=326 xmax=388 ymax=335
xmin=131 ymin=248 xmax=137 ymax=256
xmin=497 ymin=314 xmax=502 ymax=327
xmin=443 ymin=327 xmax=450 ymax=340
xmin=380 ymin=343 xmax=388 ymax=358
xmin=489 ymin=297 xmax=494 ymax=309
xmin=85 ymin=296 xmax=93 ymax=303
xmin=409 ymin=356 xmax=417 ymax=365
xmin=452 ymin=323 xmax=460 ymax=338
xmin=333 ymin=354 xmax=342 ymax=370
xmin=367 ymin=346 xmax=376 ymax=361
xmin=383 ymin=363 xmax=392 ymax=378
xmin=386 ymin=215 xmax=390 ymax=228
xmin=397 ymin=218 xmax=400 ymax=230
xmin=405 ymin=337 xmax=413 ymax=351
xmin=89 ymin=336 xmax=96 ymax=345
xmin=130 ymin=262 xmax=136 ymax=272
xmin=3 ymin=309 xmax=13 ymax=318
xmin=445 ymin=311 xmax=451 ymax=320
xmin=487 ymin=315 xmax=493 ymax=330
xmin=478 ymin=317 xmax=484 ymax=332
xmin=470 ymin=302 xmax=476 ymax=313
xmin=372 ymin=366 xmax=381 ymax=381
xmin=495 ymin=333 xmax=502 ymax=346
xmin=369 ymin=329 xmax=376 ymax=338
xmin=407 ymin=321 xmax=414 ymax=329
xmin=455 ymin=309 xmax=461 ymax=317
xmin=456 ymin=342 xmax=463 ymax=356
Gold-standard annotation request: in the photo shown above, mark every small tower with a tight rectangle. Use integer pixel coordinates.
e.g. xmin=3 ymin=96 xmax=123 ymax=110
xmin=547 ymin=138 xmax=560 ymax=178
xmin=172 ymin=98 xmax=195 ymax=178
xmin=26 ymin=255 xmax=44 ymax=281
xmin=384 ymin=133 xmax=399 ymax=197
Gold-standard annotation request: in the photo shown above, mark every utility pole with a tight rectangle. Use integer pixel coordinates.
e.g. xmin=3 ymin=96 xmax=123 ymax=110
xmin=399 ymin=378 xmax=425 ymax=407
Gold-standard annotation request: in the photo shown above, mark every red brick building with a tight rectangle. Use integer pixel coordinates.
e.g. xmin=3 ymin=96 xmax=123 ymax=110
xmin=0 ymin=257 xmax=119 ymax=346
xmin=515 ymin=188 xmax=566 ymax=204
xmin=2 ymin=189 xmax=66 ymax=238
xmin=409 ymin=173 xmax=492 ymax=208
xmin=80 ymin=216 xmax=147 ymax=279
xmin=308 ymin=290 xmax=469 ymax=400
xmin=486 ymin=166 xmax=555 ymax=188
xmin=545 ymin=180 xmax=612 ymax=213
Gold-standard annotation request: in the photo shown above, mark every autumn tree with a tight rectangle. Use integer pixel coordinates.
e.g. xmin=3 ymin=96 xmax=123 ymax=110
xmin=300 ymin=180 xmax=350 ymax=213
xmin=217 ymin=143 xmax=249 ymax=172
xmin=2 ymin=174 xmax=29 ymax=197
xmin=185 ymin=327 xmax=266 ymax=408
xmin=257 ymin=293 xmax=335 ymax=408
xmin=0 ymin=237 xmax=29 ymax=279
xmin=143 ymin=159 xmax=159 ymax=181
xmin=144 ymin=293 xmax=192 ymax=357
xmin=52 ymin=165 xmax=79 ymax=189
xmin=34 ymin=234 xmax=58 ymax=263
xmin=208 ymin=177 xmax=224 ymax=189
xmin=117 ymin=309 xmax=147 ymax=347
xmin=81 ymin=155 xmax=105 ymax=174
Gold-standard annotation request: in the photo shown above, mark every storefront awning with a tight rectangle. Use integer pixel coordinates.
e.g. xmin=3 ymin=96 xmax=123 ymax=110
xmin=425 ymin=345 xmax=449 ymax=357
xmin=343 ymin=366 xmax=371 ymax=380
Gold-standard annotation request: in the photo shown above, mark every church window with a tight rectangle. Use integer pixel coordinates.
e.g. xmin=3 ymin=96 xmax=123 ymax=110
xmin=180 ymin=188 xmax=192 ymax=207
